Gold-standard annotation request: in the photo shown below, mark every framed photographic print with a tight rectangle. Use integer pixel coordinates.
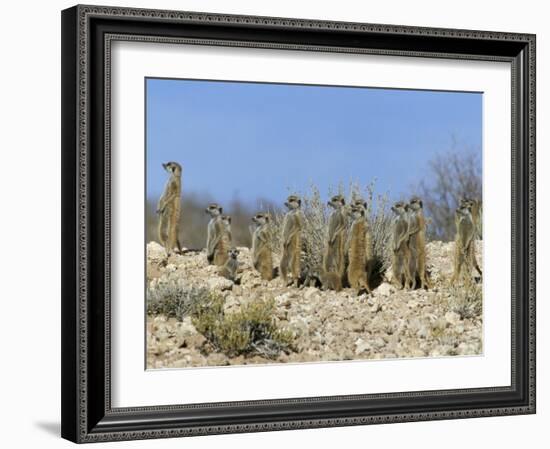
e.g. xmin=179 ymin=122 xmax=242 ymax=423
xmin=61 ymin=4 xmax=536 ymax=443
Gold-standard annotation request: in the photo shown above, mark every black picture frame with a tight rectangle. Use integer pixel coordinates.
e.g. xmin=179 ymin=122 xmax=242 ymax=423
xmin=61 ymin=4 xmax=536 ymax=443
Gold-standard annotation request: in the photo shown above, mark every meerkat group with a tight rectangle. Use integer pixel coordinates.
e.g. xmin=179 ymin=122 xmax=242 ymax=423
xmin=156 ymin=161 xmax=481 ymax=292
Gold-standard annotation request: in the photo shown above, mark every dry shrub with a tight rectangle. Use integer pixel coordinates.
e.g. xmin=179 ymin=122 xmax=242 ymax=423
xmin=414 ymin=150 xmax=482 ymax=241
xmin=192 ymin=295 xmax=294 ymax=358
xmin=146 ymin=282 xmax=211 ymax=319
xmin=448 ymin=281 xmax=483 ymax=320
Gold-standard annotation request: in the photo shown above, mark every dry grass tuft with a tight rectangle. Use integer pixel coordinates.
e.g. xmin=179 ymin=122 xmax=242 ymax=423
xmin=448 ymin=281 xmax=483 ymax=320
xmin=146 ymin=282 xmax=211 ymax=319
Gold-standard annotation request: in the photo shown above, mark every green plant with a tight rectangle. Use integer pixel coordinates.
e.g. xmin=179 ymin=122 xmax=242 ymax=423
xmin=192 ymin=295 xmax=294 ymax=358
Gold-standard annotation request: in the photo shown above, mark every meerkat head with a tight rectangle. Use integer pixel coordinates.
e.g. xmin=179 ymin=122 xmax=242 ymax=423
xmin=284 ymin=195 xmax=301 ymax=210
xmin=327 ymin=195 xmax=346 ymax=209
xmin=252 ymin=213 xmax=270 ymax=226
xmin=458 ymin=203 xmax=473 ymax=214
xmin=221 ymin=214 xmax=232 ymax=226
xmin=409 ymin=196 xmax=423 ymax=211
xmin=162 ymin=161 xmax=182 ymax=176
xmin=391 ymin=201 xmax=407 ymax=216
xmin=459 ymin=197 xmax=476 ymax=209
xmin=456 ymin=201 xmax=473 ymax=220
xmin=352 ymin=198 xmax=367 ymax=210
xmin=350 ymin=204 xmax=365 ymax=220
xmin=205 ymin=203 xmax=222 ymax=217
xmin=228 ymin=248 xmax=239 ymax=259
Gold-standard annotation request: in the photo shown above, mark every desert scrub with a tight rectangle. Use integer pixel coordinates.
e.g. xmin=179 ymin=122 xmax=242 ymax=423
xmin=192 ymin=295 xmax=294 ymax=358
xmin=448 ymin=281 xmax=482 ymax=320
xmin=146 ymin=281 xmax=211 ymax=319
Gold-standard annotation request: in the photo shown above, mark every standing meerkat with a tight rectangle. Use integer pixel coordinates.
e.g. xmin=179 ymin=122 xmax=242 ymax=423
xmin=346 ymin=204 xmax=372 ymax=294
xmin=459 ymin=197 xmax=483 ymax=276
xmin=205 ymin=203 xmax=230 ymax=266
xmin=157 ymin=161 xmax=182 ymax=255
xmin=323 ymin=195 xmax=348 ymax=278
xmin=351 ymin=198 xmax=373 ymax=273
xmin=451 ymin=203 xmax=479 ymax=284
xmin=459 ymin=197 xmax=482 ymax=238
xmin=251 ymin=213 xmax=274 ymax=281
xmin=221 ymin=214 xmax=233 ymax=247
xmin=219 ymin=248 xmax=239 ymax=282
xmin=407 ymin=197 xmax=431 ymax=289
xmin=280 ymin=195 xmax=304 ymax=287
xmin=391 ymin=201 xmax=412 ymax=289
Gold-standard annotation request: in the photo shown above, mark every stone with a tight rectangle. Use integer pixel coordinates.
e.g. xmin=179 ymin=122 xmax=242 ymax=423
xmin=147 ymin=241 xmax=167 ymax=262
xmin=445 ymin=311 xmax=462 ymax=326
xmin=207 ymin=277 xmax=234 ymax=291
xmin=354 ymin=338 xmax=372 ymax=355
xmin=375 ymin=282 xmax=394 ymax=296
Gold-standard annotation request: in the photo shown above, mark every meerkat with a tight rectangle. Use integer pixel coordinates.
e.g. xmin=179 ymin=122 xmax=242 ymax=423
xmin=351 ymin=198 xmax=373 ymax=271
xmin=221 ymin=214 xmax=233 ymax=246
xmin=280 ymin=195 xmax=304 ymax=287
xmin=459 ymin=197 xmax=483 ymax=276
xmin=251 ymin=213 xmax=274 ymax=281
xmin=318 ymin=267 xmax=343 ymax=292
xmin=323 ymin=194 xmax=348 ymax=278
xmin=346 ymin=204 xmax=372 ymax=294
xmin=407 ymin=197 xmax=431 ymax=289
xmin=219 ymin=248 xmax=239 ymax=282
xmin=205 ymin=203 xmax=230 ymax=266
xmin=451 ymin=203 xmax=479 ymax=284
xmin=460 ymin=197 xmax=482 ymax=238
xmin=157 ymin=162 xmax=182 ymax=255
xmin=391 ymin=201 xmax=413 ymax=289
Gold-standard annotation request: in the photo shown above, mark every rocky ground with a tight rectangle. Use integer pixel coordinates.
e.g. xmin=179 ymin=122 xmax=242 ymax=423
xmin=146 ymin=241 xmax=483 ymax=369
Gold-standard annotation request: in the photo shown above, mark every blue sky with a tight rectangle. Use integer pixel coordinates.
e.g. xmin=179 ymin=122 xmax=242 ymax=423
xmin=146 ymin=78 xmax=482 ymax=205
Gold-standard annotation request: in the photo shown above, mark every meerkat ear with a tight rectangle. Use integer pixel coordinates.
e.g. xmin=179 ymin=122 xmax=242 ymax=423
xmin=219 ymin=206 xmax=223 ymax=213
xmin=298 ymin=198 xmax=302 ymax=206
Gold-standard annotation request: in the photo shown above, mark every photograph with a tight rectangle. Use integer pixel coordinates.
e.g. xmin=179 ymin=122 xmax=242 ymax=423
xmin=145 ymin=78 xmax=484 ymax=369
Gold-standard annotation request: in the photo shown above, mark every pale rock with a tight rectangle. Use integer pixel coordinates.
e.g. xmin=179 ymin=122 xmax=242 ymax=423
xmin=445 ymin=311 xmax=462 ymax=326
xmin=355 ymin=338 xmax=372 ymax=355
xmin=303 ymin=287 xmax=319 ymax=301
xmin=372 ymin=337 xmax=386 ymax=350
xmin=416 ymin=325 xmax=430 ymax=339
xmin=206 ymin=353 xmax=229 ymax=366
xmin=165 ymin=263 xmax=177 ymax=273
xmin=375 ymin=282 xmax=394 ymax=296
xmin=207 ymin=277 xmax=234 ymax=291
xmin=147 ymin=241 xmax=167 ymax=262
